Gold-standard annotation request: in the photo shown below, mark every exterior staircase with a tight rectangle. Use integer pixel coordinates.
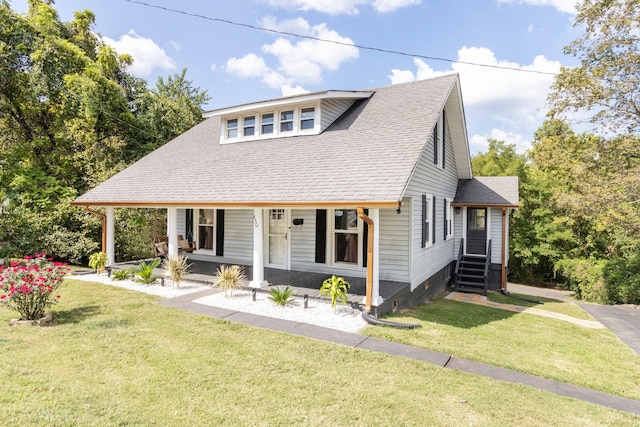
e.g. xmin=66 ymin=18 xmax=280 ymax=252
xmin=454 ymin=239 xmax=490 ymax=296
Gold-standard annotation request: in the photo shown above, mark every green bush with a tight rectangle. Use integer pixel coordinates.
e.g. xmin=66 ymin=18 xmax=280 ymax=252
xmin=603 ymin=254 xmax=640 ymax=304
xmin=134 ymin=259 xmax=162 ymax=285
xmin=320 ymin=275 xmax=350 ymax=313
xmin=554 ymin=258 xmax=607 ymax=303
xmin=268 ymin=286 xmax=295 ymax=306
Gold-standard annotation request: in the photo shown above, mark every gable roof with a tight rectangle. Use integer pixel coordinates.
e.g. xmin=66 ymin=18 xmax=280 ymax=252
xmin=72 ymin=73 xmax=472 ymax=208
xmin=453 ymin=176 xmax=520 ymax=208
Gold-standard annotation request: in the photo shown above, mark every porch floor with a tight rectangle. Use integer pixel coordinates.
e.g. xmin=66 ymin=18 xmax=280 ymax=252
xmin=112 ymin=259 xmax=409 ymax=306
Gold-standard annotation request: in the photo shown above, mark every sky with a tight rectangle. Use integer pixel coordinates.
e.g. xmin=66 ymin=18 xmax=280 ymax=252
xmin=12 ymin=0 xmax=583 ymax=154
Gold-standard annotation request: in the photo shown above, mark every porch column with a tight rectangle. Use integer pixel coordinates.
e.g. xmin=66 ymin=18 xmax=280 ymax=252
xmin=370 ymin=208 xmax=383 ymax=306
xmin=105 ymin=207 xmax=115 ymax=267
xmin=167 ymin=207 xmax=179 ymax=258
xmin=250 ymin=208 xmax=268 ymax=288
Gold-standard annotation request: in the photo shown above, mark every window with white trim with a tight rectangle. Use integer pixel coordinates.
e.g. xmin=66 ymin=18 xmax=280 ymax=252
xmin=226 ymin=119 xmax=238 ymax=139
xmin=196 ymin=209 xmax=215 ymax=251
xmin=261 ymin=113 xmax=274 ymax=134
xmin=280 ymin=110 xmax=294 ymax=132
xmin=433 ymin=109 xmax=445 ymax=168
xmin=421 ymin=194 xmax=433 ymax=248
xmin=332 ymin=208 xmax=362 ymax=267
xmin=243 ymin=116 xmax=255 ymax=137
xmin=300 ymin=107 xmax=315 ymax=130
xmin=445 ymin=199 xmax=453 ymax=240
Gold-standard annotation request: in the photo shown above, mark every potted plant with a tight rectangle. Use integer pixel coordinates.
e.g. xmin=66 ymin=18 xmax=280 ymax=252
xmin=320 ymin=275 xmax=350 ymax=313
xmin=213 ymin=265 xmax=246 ymax=296
xmin=163 ymin=255 xmax=192 ymax=289
xmin=88 ymin=251 xmax=108 ymax=275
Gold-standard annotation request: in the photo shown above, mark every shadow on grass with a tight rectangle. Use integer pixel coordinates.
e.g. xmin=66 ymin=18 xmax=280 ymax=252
xmin=50 ymin=305 xmax=101 ymax=325
xmin=387 ymin=296 xmax=519 ymax=329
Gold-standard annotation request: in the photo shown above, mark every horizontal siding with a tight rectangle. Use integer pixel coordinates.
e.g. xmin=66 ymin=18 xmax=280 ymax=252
xmin=406 ymin=115 xmax=459 ymax=289
xmin=489 ymin=207 xmax=503 ymax=265
xmin=177 ymin=209 xmax=186 ymax=238
xmin=223 ymin=209 xmax=253 ymax=262
xmin=290 ymin=209 xmax=316 ymax=266
xmin=320 ymin=99 xmax=355 ymax=132
xmin=379 ymin=207 xmax=410 ymax=282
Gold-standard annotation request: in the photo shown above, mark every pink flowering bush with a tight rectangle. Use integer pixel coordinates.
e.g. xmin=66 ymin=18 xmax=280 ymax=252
xmin=0 ymin=253 xmax=70 ymax=321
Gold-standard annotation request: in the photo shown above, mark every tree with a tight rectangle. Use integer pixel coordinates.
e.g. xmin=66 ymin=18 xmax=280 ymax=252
xmin=0 ymin=1 xmax=209 ymax=263
xmin=548 ymin=0 xmax=640 ymax=133
xmin=471 ymin=139 xmax=525 ymax=177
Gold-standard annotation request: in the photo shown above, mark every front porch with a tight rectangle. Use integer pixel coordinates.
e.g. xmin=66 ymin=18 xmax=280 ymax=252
xmin=111 ymin=259 xmax=410 ymax=308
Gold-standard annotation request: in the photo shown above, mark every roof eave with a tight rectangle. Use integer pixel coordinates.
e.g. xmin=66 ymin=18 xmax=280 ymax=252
xmin=71 ymin=199 xmax=403 ymax=209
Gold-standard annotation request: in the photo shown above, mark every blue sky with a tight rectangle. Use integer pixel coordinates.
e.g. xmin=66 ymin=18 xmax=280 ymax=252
xmin=12 ymin=0 xmax=582 ymax=153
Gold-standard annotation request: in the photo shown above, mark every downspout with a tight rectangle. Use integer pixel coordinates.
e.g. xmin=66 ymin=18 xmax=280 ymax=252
xmin=358 ymin=207 xmax=422 ymax=329
xmin=501 ymin=207 xmax=506 ymax=291
xmin=84 ymin=206 xmax=106 ymax=253
xmin=356 ymin=208 xmax=374 ymax=313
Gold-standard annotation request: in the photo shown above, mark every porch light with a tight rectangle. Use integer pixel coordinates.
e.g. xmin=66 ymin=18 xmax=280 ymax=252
xmin=455 ymin=207 xmax=461 ymax=214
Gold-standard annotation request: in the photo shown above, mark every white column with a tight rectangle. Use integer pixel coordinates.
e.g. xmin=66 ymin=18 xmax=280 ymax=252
xmin=370 ymin=208 xmax=383 ymax=306
xmin=250 ymin=208 xmax=268 ymax=288
xmin=167 ymin=207 xmax=179 ymax=258
xmin=105 ymin=207 xmax=115 ymax=267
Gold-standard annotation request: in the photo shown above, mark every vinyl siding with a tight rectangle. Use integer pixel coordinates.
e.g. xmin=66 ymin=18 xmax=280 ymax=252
xmin=320 ymin=99 xmax=356 ymax=132
xmin=405 ymin=113 xmax=459 ymax=289
xmin=222 ymin=209 xmax=253 ymax=262
xmin=379 ymin=205 xmax=410 ymax=282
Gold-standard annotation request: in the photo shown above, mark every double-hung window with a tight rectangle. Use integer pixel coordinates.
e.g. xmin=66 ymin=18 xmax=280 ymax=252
xmin=300 ymin=107 xmax=315 ymax=130
xmin=280 ymin=110 xmax=294 ymax=132
xmin=421 ymin=194 xmax=433 ymax=248
xmin=261 ymin=113 xmax=274 ymax=135
xmin=333 ymin=209 xmax=360 ymax=266
xmin=243 ymin=116 xmax=255 ymax=137
xmin=226 ymin=119 xmax=238 ymax=139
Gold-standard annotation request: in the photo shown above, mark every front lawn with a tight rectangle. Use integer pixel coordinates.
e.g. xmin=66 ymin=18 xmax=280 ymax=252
xmin=363 ymin=292 xmax=640 ymax=400
xmin=0 ymin=280 xmax=637 ymax=425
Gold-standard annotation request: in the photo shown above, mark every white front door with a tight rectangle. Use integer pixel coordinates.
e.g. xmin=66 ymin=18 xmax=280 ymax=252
xmin=266 ymin=209 xmax=289 ymax=269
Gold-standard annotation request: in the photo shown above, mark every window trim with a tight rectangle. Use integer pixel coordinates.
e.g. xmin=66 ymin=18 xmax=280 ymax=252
xmin=329 ymin=208 xmax=363 ymax=269
xmin=194 ymin=208 xmax=216 ymax=253
xmin=433 ymin=109 xmax=445 ymax=168
xmin=444 ymin=198 xmax=454 ymax=241
xmin=421 ymin=194 xmax=433 ymax=249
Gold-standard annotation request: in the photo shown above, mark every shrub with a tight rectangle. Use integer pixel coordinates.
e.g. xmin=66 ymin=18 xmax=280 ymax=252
xmin=213 ymin=265 xmax=246 ymax=296
xmin=88 ymin=252 xmax=108 ymax=274
xmin=111 ymin=268 xmax=133 ymax=281
xmin=320 ymin=275 xmax=350 ymax=313
xmin=163 ymin=255 xmax=192 ymax=288
xmin=134 ymin=259 xmax=161 ymax=285
xmin=554 ymin=258 xmax=607 ymax=303
xmin=268 ymin=286 xmax=295 ymax=306
xmin=0 ymin=253 xmax=70 ymax=320
xmin=603 ymin=254 xmax=640 ymax=305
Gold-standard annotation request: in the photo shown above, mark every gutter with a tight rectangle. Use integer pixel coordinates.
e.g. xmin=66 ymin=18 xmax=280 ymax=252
xmin=83 ymin=206 xmax=106 ymax=253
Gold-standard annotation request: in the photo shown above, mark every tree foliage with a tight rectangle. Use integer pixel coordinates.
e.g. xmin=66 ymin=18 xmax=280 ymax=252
xmin=0 ymin=1 xmax=208 ymax=263
xmin=548 ymin=0 xmax=640 ymax=133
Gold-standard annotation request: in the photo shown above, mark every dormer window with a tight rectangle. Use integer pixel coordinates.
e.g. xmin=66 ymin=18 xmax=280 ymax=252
xmin=227 ymin=119 xmax=238 ymax=138
xmin=243 ymin=116 xmax=255 ymax=137
xmin=280 ymin=110 xmax=294 ymax=132
xmin=301 ymin=107 xmax=315 ymax=130
xmin=261 ymin=113 xmax=274 ymax=134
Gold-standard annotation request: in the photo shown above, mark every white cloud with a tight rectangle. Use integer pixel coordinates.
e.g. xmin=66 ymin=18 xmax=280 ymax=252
xmin=388 ymin=47 xmax=562 ymax=153
xmin=225 ymin=18 xmax=358 ymax=96
xmin=263 ymin=0 xmax=420 ymax=14
xmin=103 ymin=30 xmax=175 ymax=77
xmin=496 ymin=0 xmax=577 ymax=14
xmin=169 ymin=40 xmax=182 ymax=52
xmin=470 ymin=129 xmax=530 ymax=154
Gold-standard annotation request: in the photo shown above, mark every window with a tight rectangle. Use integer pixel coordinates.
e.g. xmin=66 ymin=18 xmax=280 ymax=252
xmin=243 ymin=116 xmax=255 ymax=137
xmin=197 ymin=209 xmax=215 ymax=251
xmin=261 ymin=113 xmax=274 ymax=134
xmin=300 ymin=107 xmax=315 ymax=130
xmin=280 ymin=110 xmax=294 ymax=132
xmin=421 ymin=194 xmax=432 ymax=248
xmin=444 ymin=199 xmax=453 ymax=240
xmin=226 ymin=119 xmax=238 ymax=138
xmin=333 ymin=209 xmax=360 ymax=265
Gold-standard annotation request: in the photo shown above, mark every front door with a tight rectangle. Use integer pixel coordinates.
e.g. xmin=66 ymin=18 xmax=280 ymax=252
xmin=267 ymin=209 xmax=289 ymax=269
xmin=466 ymin=208 xmax=487 ymax=255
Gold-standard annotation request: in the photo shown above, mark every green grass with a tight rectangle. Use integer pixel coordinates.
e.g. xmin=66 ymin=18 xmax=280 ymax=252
xmin=0 ymin=280 xmax=638 ymax=426
xmin=487 ymin=291 xmax=595 ymax=320
xmin=364 ymin=293 xmax=640 ymax=401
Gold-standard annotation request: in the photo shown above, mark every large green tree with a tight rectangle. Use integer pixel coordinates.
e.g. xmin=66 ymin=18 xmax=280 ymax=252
xmin=548 ymin=0 xmax=640 ymax=133
xmin=0 ymin=1 xmax=208 ymax=263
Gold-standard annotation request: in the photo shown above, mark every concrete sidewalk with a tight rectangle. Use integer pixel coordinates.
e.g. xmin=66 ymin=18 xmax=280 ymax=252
xmin=159 ymin=289 xmax=640 ymax=417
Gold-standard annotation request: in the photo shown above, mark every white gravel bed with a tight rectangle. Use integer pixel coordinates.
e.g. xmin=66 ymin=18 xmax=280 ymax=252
xmin=67 ymin=273 xmax=368 ymax=333
xmin=66 ymin=273 xmax=209 ymax=298
xmin=193 ymin=290 xmax=368 ymax=333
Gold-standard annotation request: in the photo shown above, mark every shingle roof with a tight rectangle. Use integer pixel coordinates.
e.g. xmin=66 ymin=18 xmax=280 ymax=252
xmin=73 ymin=74 xmax=467 ymax=208
xmin=453 ymin=176 xmax=520 ymax=207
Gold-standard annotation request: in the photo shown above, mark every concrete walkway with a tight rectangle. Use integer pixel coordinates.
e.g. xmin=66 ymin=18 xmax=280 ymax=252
xmin=159 ymin=288 xmax=640 ymax=417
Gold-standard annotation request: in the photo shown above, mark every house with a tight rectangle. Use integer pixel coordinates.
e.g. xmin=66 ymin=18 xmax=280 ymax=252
xmin=72 ymin=73 xmax=519 ymax=315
